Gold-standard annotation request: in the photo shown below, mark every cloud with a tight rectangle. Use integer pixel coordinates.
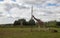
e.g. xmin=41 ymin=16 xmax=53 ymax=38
xmin=0 ymin=0 xmax=60 ymax=24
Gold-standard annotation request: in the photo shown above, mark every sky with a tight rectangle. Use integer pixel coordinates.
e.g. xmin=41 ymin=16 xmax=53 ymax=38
xmin=0 ymin=0 xmax=60 ymax=24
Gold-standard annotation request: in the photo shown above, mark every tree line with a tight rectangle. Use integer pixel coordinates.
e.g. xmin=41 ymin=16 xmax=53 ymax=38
xmin=14 ymin=19 xmax=36 ymax=26
xmin=13 ymin=18 xmax=60 ymax=27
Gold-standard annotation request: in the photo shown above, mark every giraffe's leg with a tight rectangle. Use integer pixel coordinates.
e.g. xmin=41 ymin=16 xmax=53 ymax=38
xmin=38 ymin=24 xmax=41 ymax=31
xmin=43 ymin=23 xmax=47 ymax=31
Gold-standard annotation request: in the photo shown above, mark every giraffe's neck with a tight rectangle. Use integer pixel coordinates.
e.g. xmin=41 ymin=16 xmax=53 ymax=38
xmin=33 ymin=16 xmax=39 ymax=21
xmin=32 ymin=15 xmax=43 ymax=23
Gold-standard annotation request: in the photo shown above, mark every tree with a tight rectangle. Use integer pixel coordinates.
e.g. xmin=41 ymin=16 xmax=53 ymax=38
xmin=13 ymin=19 xmax=36 ymax=26
xmin=14 ymin=20 xmax=20 ymax=25
xmin=56 ymin=22 xmax=60 ymax=27
xmin=14 ymin=19 xmax=27 ymax=26
xmin=18 ymin=19 xmax=27 ymax=25
xmin=28 ymin=19 xmax=35 ymax=25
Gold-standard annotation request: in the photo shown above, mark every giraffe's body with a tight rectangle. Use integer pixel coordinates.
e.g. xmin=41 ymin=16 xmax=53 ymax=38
xmin=32 ymin=15 xmax=44 ymax=27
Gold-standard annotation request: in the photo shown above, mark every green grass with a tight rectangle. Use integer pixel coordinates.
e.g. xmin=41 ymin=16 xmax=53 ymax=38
xmin=0 ymin=28 xmax=60 ymax=38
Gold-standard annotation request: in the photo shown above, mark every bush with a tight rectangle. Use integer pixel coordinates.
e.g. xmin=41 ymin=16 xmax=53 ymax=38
xmin=56 ymin=22 xmax=60 ymax=27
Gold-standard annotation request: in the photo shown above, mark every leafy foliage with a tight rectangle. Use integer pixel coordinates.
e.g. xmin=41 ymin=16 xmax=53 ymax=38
xmin=14 ymin=19 xmax=35 ymax=26
xmin=28 ymin=19 xmax=35 ymax=25
xmin=56 ymin=22 xmax=60 ymax=26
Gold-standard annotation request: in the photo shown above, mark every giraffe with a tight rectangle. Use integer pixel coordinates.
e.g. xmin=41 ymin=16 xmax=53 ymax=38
xmin=30 ymin=6 xmax=45 ymax=31
xmin=30 ymin=6 xmax=44 ymax=27
xmin=32 ymin=15 xmax=45 ymax=31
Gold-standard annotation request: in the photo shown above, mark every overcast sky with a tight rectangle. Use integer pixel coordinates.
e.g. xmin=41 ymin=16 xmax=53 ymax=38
xmin=0 ymin=0 xmax=60 ymax=24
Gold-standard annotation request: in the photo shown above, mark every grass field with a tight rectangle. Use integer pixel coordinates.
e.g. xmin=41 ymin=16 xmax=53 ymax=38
xmin=0 ymin=28 xmax=60 ymax=38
